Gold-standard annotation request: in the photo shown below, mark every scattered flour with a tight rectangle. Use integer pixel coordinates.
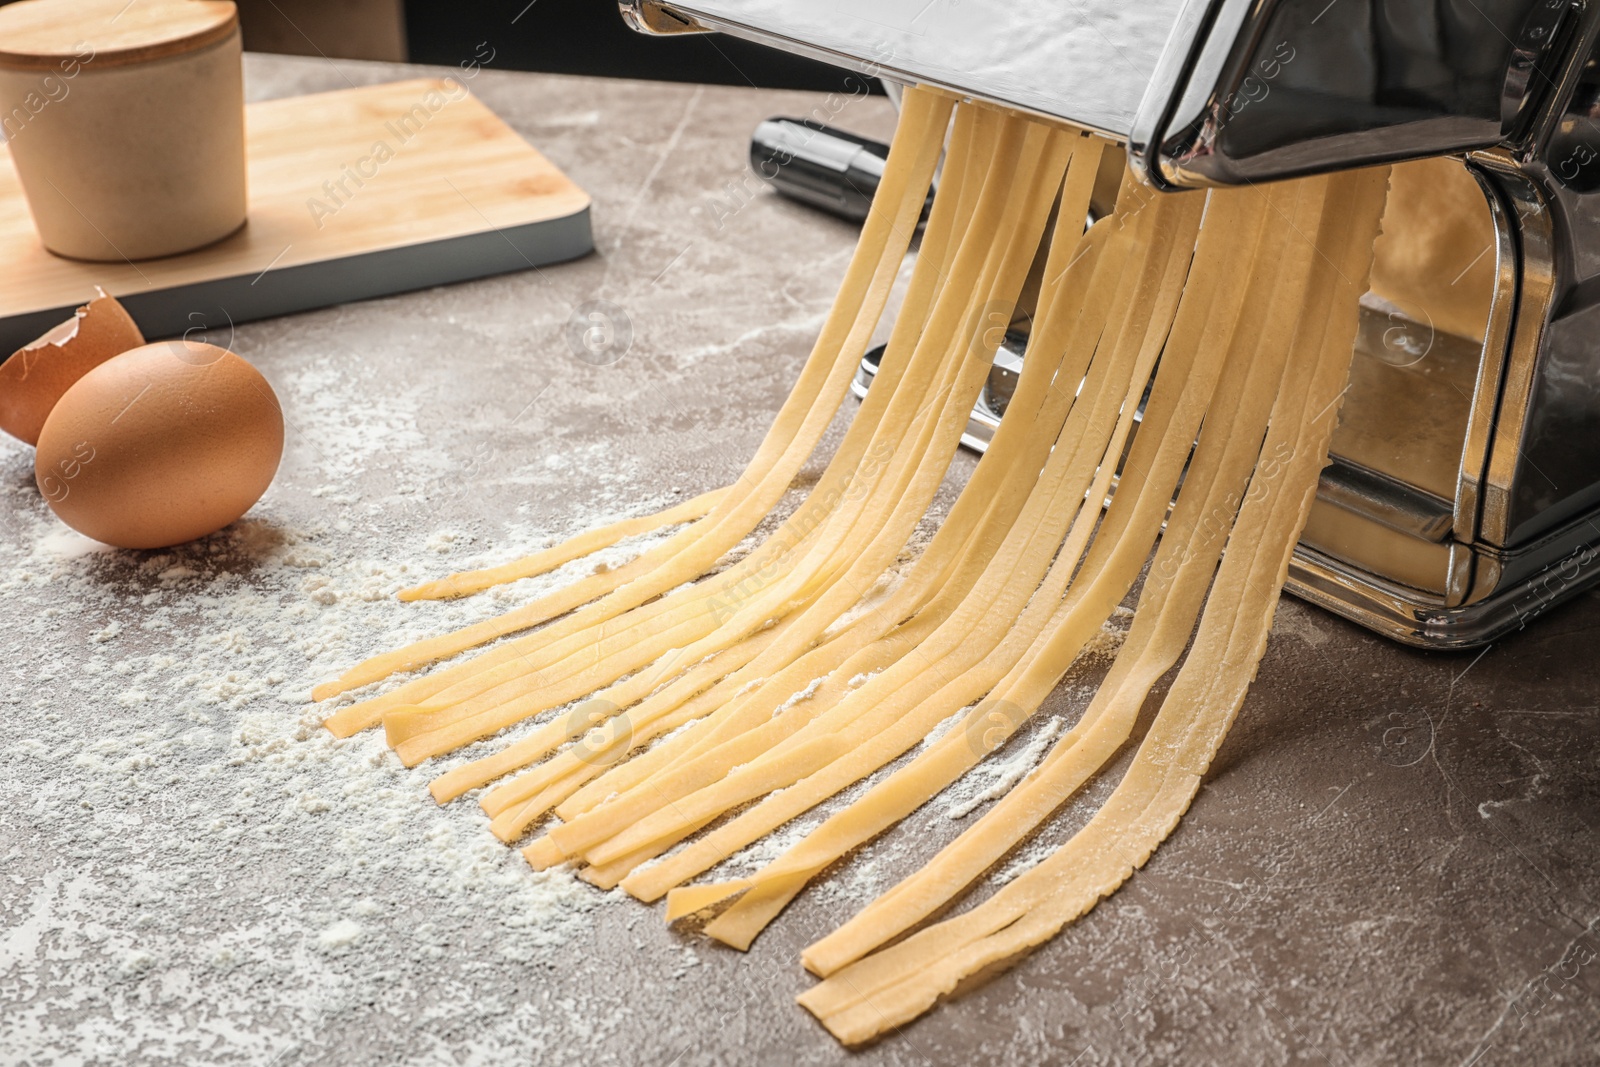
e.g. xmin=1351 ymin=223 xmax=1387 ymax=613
xmin=774 ymin=676 xmax=825 ymax=714
xmin=425 ymin=529 xmax=475 ymax=554
xmin=0 ymin=328 xmax=1146 ymax=1064
xmin=317 ymin=918 xmax=365 ymax=950
xmin=945 ymin=716 xmax=1065 ymax=819
xmin=0 ymin=353 xmax=694 ymax=1065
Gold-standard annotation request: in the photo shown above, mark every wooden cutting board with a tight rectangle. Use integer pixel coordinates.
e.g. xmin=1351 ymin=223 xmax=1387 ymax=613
xmin=0 ymin=78 xmax=592 ymax=354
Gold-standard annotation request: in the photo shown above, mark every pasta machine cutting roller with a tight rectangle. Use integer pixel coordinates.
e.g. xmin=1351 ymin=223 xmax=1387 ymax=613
xmin=621 ymin=0 xmax=1600 ymax=650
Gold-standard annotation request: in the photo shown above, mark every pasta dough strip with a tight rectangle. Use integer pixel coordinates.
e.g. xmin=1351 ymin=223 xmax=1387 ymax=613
xmin=319 ymin=96 xmax=967 ymax=739
xmin=339 ymin=490 xmax=841 ymax=740
xmin=314 ymin=87 xmax=953 ymax=704
xmin=341 ymin=103 xmax=1000 ymax=753
xmin=562 ymin=177 xmax=1201 ymax=882
xmin=797 ymin=167 xmax=1388 ymax=1044
xmin=333 ymin=101 xmax=1018 ymax=768
xmin=311 ymin=85 xmax=1398 ymax=1052
xmin=544 ymin=200 xmax=1119 ymax=833
xmin=633 ymin=206 xmax=1216 ymax=908
xmin=397 ymin=487 xmax=730 ymax=602
xmin=536 ymin=137 xmax=1113 ymax=869
xmin=427 ymin=612 xmax=794 ymax=807
xmin=547 ymin=214 xmax=1149 ymax=873
xmin=486 ymin=173 xmax=1113 ymax=842
xmin=797 ymin=179 xmax=1307 ymax=972
xmin=383 ymin=110 xmax=1061 ymax=768
xmin=797 ymin=176 xmax=1364 ymax=1032
xmin=544 ymin=189 xmax=1126 ymax=829
xmin=765 ymin=178 xmax=1316 ymax=964
xmin=626 ymin=184 xmax=1210 ymax=907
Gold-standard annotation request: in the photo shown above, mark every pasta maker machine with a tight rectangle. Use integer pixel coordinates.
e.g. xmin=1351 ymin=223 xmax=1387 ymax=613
xmin=622 ymin=0 xmax=1600 ymax=650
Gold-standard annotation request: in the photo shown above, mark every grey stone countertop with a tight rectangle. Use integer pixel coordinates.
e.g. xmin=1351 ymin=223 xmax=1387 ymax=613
xmin=1 ymin=53 xmax=1596 ymax=1067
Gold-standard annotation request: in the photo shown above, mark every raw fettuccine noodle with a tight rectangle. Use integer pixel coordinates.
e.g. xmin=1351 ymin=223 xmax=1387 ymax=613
xmin=314 ymin=86 xmax=1390 ymax=1046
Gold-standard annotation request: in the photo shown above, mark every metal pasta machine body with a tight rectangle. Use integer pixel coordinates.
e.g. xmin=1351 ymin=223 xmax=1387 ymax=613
xmin=622 ymin=0 xmax=1600 ymax=649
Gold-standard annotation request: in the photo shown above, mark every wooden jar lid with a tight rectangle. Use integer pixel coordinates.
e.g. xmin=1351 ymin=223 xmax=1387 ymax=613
xmin=0 ymin=0 xmax=238 ymax=71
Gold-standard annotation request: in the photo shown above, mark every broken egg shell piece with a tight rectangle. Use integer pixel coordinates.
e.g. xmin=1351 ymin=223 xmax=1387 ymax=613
xmin=0 ymin=289 xmax=145 ymax=446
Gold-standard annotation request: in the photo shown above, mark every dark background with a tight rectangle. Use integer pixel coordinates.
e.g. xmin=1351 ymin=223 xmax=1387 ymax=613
xmin=221 ymin=0 xmax=876 ymax=92
xmin=403 ymin=0 xmax=875 ymax=91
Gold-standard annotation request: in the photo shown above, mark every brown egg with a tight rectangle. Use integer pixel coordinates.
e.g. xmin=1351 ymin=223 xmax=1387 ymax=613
xmin=34 ymin=340 xmax=284 ymax=549
xmin=0 ymin=289 xmax=145 ymax=445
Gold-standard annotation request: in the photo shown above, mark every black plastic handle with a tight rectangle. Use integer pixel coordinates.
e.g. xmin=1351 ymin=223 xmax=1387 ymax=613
xmin=750 ymin=118 xmax=929 ymax=223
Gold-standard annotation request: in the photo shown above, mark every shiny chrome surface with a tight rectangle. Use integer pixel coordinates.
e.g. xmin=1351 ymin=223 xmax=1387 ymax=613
xmin=622 ymin=0 xmax=1188 ymax=139
xmin=1287 ymin=506 xmax=1600 ymax=648
xmin=1452 ymin=165 xmax=1520 ymax=550
xmin=1139 ymin=0 xmax=1574 ymax=188
xmin=626 ymin=0 xmax=1600 ymax=647
xmin=849 ymin=336 xmax=1023 ymax=454
xmin=1315 ymin=458 xmax=1453 ymax=544
xmin=1477 ymin=162 xmax=1557 ymax=550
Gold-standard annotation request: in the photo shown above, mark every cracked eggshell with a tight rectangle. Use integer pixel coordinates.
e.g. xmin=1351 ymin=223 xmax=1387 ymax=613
xmin=0 ymin=289 xmax=145 ymax=445
xmin=34 ymin=340 xmax=284 ymax=549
